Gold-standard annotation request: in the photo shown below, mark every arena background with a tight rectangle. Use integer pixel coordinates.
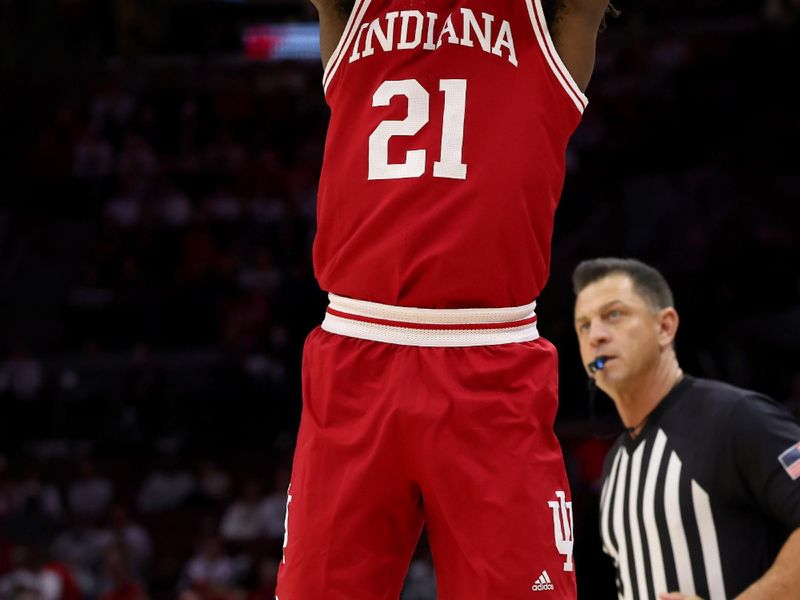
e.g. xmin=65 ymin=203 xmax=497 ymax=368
xmin=0 ymin=1 xmax=798 ymax=598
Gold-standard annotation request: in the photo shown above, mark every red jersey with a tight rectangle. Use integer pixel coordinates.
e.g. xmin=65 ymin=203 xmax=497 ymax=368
xmin=314 ymin=0 xmax=587 ymax=308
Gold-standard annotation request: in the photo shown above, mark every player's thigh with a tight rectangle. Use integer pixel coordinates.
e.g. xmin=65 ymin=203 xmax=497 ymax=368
xmin=424 ymin=450 xmax=576 ymax=599
xmin=276 ymin=328 xmax=424 ymax=599
xmin=276 ymin=430 xmax=424 ymax=600
xmin=420 ymin=339 xmax=576 ymax=599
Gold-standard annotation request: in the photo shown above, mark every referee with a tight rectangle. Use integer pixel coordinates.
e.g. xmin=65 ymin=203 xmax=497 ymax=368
xmin=571 ymin=258 xmax=800 ymax=600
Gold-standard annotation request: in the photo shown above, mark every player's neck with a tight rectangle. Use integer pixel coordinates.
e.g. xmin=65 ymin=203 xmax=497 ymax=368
xmin=611 ymin=355 xmax=683 ymax=438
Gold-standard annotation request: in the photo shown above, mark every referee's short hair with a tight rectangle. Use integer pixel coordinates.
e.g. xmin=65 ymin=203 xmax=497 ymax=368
xmin=572 ymin=258 xmax=674 ymax=312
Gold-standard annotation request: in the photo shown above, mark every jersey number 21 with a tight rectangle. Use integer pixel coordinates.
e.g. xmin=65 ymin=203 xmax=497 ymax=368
xmin=369 ymin=78 xmax=468 ymax=181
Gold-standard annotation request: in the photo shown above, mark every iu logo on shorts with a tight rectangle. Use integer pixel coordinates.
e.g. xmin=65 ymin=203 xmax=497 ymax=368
xmin=547 ymin=490 xmax=574 ymax=572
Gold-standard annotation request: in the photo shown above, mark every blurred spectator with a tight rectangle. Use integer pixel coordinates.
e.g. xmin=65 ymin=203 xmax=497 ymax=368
xmin=45 ymin=558 xmax=83 ymax=600
xmin=10 ymin=466 xmax=63 ymax=523
xmin=246 ymin=558 xmax=277 ymax=600
xmin=158 ymin=181 xmax=194 ymax=229
xmin=202 ymin=184 xmax=242 ymax=223
xmin=177 ymin=224 xmax=219 ymax=283
xmin=204 ymin=129 xmax=246 ymax=176
xmin=124 ymin=344 xmax=167 ymax=439
xmin=0 ymin=347 xmax=44 ymax=402
xmin=257 ymin=468 xmax=290 ymax=541
xmin=0 ymin=546 xmax=64 ymax=600
xmin=114 ymin=256 xmax=153 ymax=345
xmin=4 ymin=499 xmax=60 ymax=547
xmin=0 ymin=455 xmax=10 ymax=521
xmin=401 ymin=558 xmax=437 ymax=600
xmin=219 ymin=480 xmax=264 ymax=542
xmin=0 ymin=348 xmax=45 ymax=445
xmin=0 ymin=538 xmax=12 ymax=578
xmin=236 ymin=248 xmax=280 ymax=295
xmin=569 ymin=436 xmax=614 ymax=493
xmin=172 ymin=128 xmax=203 ymax=177
xmin=30 ymin=127 xmax=73 ymax=182
xmin=51 ymin=516 xmax=104 ymax=594
xmin=137 ymin=456 xmax=196 ymax=514
xmin=244 ymin=191 xmax=286 ymax=227
xmin=0 ymin=544 xmax=82 ymax=600
xmin=97 ymin=506 xmax=153 ymax=577
xmin=68 ymin=264 xmax=114 ymax=343
xmin=72 ymin=125 xmax=116 ymax=180
xmin=97 ymin=544 xmax=148 ymax=600
xmin=91 ymin=78 xmax=135 ymax=130
xmin=221 ymin=291 xmax=270 ymax=352
xmin=118 ymin=134 xmax=158 ymax=180
xmin=179 ymin=536 xmax=242 ymax=600
xmin=104 ymin=188 xmax=143 ymax=230
xmin=67 ymin=458 xmax=114 ymax=519
xmin=195 ymin=461 xmax=231 ymax=505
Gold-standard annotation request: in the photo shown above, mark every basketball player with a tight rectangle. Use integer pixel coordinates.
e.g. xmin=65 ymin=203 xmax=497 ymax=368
xmin=572 ymin=258 xmax=800 ymax=600
xmin=277 ymin=1 xmax=615 ymax=598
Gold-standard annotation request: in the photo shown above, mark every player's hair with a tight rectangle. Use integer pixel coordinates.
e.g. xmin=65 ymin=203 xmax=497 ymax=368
xmin=572 ymin=258 xmax=674 ymax=311
xmin=544 ymin=0 xmax=621 ymax=33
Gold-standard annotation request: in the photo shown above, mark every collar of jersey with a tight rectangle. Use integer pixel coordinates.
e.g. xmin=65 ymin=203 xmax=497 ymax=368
xmin=623 ymin=375 xmax=695 ymax=451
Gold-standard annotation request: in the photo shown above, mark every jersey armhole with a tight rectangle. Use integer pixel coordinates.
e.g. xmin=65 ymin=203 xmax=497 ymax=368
xmin=322 ymin=0 xmax=372 ymax=95
xmin=523 ymin=0 xmax=589 ymax=115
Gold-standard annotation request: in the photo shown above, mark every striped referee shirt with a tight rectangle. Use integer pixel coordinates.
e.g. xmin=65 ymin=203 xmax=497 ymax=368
xmin=600 ymin=376 xmax=800 ymax=600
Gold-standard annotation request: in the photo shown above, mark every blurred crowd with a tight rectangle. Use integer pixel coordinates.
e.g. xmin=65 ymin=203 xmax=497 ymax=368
xmin=1 ymin=0 xmax=799 ymax=598
xmin=0 ymin=449 xmax=436 ymax=600
xmin=2 ymin=65 xmax=331 ymax=447
xmin=0 ymin=451 xmax=284 ymax=600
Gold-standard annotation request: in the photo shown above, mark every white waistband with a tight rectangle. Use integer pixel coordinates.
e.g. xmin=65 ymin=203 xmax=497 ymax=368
xmin=321 ymin=293 xmax=539 ymax=347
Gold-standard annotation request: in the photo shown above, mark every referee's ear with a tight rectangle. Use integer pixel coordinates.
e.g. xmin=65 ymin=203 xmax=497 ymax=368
xmin=656 ymin=307 xmax=679 ymax=349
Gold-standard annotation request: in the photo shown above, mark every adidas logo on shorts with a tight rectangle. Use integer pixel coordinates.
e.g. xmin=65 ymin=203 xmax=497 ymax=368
xmin=531 ymin=570 xmax=555 ymax=592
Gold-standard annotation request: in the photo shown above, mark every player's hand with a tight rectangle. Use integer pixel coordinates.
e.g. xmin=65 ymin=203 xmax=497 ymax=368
xmin=658 ymin=594 xmax=704 ymax=600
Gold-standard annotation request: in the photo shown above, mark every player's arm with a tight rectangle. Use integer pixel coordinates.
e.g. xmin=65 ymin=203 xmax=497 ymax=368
xmin=308 ymin=0 xmax=350 ymax=68
xmin=550 ymin=0 xmax=613 ymax=92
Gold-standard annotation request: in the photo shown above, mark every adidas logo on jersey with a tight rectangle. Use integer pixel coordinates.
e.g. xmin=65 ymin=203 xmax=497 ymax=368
xmin=531 ymin=570 xmax=555 ymax=592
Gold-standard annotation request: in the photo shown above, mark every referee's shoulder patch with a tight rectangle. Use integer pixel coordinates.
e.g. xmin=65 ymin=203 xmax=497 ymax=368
xmin=778 ymin=441 xmax=800 ymax=480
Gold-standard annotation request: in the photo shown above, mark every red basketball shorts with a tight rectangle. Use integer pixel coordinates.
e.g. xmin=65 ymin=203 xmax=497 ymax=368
xmin=276 ymin=295 xmax=576 ymax=599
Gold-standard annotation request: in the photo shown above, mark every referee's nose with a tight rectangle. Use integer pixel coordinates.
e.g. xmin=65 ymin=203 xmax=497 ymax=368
xmin=588 ymin=319 xmax=612 ymax=347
